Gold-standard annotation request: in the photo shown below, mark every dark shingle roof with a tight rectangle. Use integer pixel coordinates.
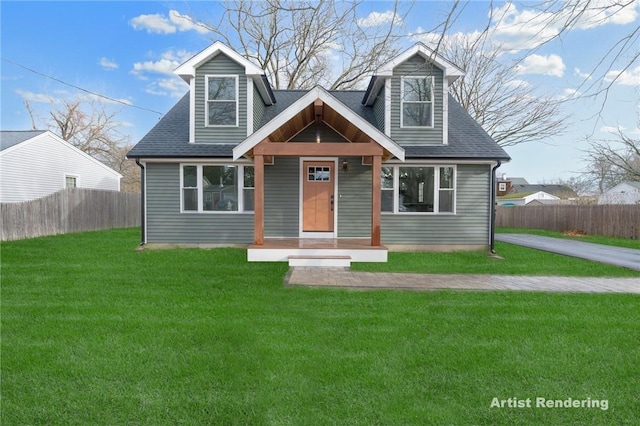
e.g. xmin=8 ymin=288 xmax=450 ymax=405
xmin=510 ymin=184 xmax=578 ymax=198
xmin=128 ymin=91 xmax=510 ymax=161
xmin=1 ymin=130 xmax=47 ymax=151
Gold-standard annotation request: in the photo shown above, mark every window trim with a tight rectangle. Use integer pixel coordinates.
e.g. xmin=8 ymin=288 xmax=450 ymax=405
xmin=205 ymin=74 xmax=239 ymax=127
xmin=180 ymin=163 xmax=253 ymax=214
xmin=400 ymin=76 xmax=434 ymax=129
xmin=64 ymin=174 xmax=78 ymax=189
xmin=381 ymin=165 xmax=456 ymax=214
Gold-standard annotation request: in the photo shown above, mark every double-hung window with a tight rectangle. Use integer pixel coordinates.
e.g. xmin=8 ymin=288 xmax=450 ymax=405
xmin=181 ymin=164 xmax=254 ymax=213
xmin=206 ymin=75 xmax=238 ymax=126
xmin=401 ymin=76 xmax=434 ymax=127
xmin=380 ymin=165 xmax=456 ymax=214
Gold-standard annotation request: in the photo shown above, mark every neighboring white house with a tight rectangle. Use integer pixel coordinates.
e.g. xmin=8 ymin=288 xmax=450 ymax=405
xmin=1 ymin=130 xmax=122 ymax=203
xmin=598 ymin=182 xmax=640 ymax=205
xmin=497 ymin=191 xmax=561 ymax=206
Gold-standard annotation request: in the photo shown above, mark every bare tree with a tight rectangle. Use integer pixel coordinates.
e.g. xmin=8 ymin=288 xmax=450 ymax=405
xmin=197 ymin=0 xmax=410 ymax=90
xmin=435 ymin=31 xmax=568 ymax=147
xmin=25 ymin=99 xmax=140 ymax=193
xmin=582 ymin=128 xmax=640 ymax=192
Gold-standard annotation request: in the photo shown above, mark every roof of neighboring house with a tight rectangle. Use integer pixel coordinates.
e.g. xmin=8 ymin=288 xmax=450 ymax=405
xmin=604 ymin=181 xmax=640 ymax=192
xmin=1 ymin=130 xmax=47 ymax=151
xmin=128 ymin=91 xmax=510 ymax=161
xmin=509 ymin=184 xmax=577 ymax=198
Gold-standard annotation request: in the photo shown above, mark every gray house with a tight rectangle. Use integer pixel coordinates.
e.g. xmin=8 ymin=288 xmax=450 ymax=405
xmin=128 ymin=42 xmax=510 ymax=265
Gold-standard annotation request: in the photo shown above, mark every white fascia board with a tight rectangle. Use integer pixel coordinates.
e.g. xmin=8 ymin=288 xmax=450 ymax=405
xmin=174 ymin=41 xmax=264 ymax=80
xmin=9 ymin=131 xmax=122 ymax=178
xmin=233 ymin=86 xmax=405 ymax=161
xmin=376 ymin=43 xmax=465 ymax=81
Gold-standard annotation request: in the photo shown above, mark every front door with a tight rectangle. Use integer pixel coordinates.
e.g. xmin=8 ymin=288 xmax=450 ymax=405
xmin=302 ymin=161 xmax=334 ymax=232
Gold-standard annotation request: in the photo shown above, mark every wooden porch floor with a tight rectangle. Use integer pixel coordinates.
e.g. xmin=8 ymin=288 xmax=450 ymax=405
xmin=248 ymin=238 xmax=386 ymax=250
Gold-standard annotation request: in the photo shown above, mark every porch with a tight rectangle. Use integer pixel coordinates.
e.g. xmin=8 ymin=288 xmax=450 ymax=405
xmin=248 ymin=238 xmax=388 ymax=266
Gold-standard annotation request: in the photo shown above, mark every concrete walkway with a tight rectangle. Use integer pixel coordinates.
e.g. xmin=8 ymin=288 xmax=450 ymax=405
xmin=285 ymin=268 xmax=640 ymax=293
xmin=495 ymin=234 xmax=640 ymax=271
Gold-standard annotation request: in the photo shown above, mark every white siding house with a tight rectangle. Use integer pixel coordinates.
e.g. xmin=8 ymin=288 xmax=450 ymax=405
xmin=1 ymin=130 xmax=122 ymax=203
xmin=598 ymin=182 xmax=640 ymax=205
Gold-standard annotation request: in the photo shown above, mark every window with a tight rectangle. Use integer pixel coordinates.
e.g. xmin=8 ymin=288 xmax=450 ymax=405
xmin=381 ymin=165 xmax=455 ymax=214
xmin=307 ymin=166 xmax=330 ymax=182
xmin=206 ymin=75 xmax=238 ymax=126
xmin=181 ymin=164 xmax=253 ymax=213
xmin=498 ymin=182 xmax=507 ymax=192
xmin=401 ymin=76 xmax=434 ymax=127
xmin=65 ymin=176 xmax=77 ymax=188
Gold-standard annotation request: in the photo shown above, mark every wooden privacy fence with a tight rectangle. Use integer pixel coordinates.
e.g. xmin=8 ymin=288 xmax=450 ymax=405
xmin=496 ymin=205 xmax=640 ymax=239
xmin=1 ymin=188 xmax=140 ymax=241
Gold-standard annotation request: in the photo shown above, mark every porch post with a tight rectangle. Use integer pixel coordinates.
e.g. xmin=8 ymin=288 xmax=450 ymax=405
xmin=371 ymin=154 xmax=382 ymax=246
xmin=254 ymin=154 xmax=265 ymax=245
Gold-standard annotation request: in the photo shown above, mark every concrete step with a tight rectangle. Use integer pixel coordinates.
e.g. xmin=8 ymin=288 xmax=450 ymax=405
xmin=288 ymin=255 xmax=351 ymax=267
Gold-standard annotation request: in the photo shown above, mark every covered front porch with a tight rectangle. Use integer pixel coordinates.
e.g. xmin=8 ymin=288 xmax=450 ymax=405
xmin=233 ymin=87 xmax=405 ymax=265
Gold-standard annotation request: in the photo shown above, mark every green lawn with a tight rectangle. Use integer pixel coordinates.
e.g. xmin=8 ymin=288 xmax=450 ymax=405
xmin=2 ymin=228 xmax=639 ymax=424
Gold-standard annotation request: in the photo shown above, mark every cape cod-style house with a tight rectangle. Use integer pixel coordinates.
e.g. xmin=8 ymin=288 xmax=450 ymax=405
xmin=127 ymin=42 xmax=510 ymax=265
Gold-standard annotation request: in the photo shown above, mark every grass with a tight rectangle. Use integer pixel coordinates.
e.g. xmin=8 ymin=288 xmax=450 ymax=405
xmin=352 ymin=241 xmax=639 ymax=276
xmin=2 ymin=228 xmax=639 ymax=424
xmin=497 ymin=227 xmax=640 ymax=250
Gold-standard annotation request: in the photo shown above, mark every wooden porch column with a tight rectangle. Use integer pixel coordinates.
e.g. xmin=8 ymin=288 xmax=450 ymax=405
xmin=371 ymin=154 xmax=382 ymax=246
xmin=254 ymin=154 xmax=265 ymax=245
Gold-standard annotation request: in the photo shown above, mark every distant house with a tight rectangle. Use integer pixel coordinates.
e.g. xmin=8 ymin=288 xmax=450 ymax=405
xmin=598 ymin=182 xmax=640 ymax=205
xmin=497 ymin=190 xmax=560 ymax=206
xmin=496 ymin=174 xmax=529 ymax=196
xmin=1 ymin=130 xmax=122 ymax=203
xmin=508 ymin=183 xmax=577 ymax=199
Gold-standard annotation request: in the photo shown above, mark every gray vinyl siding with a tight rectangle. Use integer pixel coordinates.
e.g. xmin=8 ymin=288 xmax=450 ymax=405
xmin=337 ymin=158 xmax=371 ymax=238
xmin=390 ymin=54 xmax=444 ymax=145
xmin=194 ymin=54 xmax=247 ymax=144
xmin=372 ymin=85 xmax=385 ymax=132
xmin=253 ymin=84 xmax=265 ymax=132
xmin=381 ymin=164 xmax=491 ymax=245
xmin=145 ymin=163 xmax=253 ymax=243
xmin=264 ymin=157 xmax=299 ymax=237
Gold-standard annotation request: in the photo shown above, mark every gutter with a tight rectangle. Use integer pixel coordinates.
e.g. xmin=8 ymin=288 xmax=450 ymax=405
xmin=490 ymin=160 xmax=502 ymax=254
xmin=135 ymin=159 xmax=146 ymax=245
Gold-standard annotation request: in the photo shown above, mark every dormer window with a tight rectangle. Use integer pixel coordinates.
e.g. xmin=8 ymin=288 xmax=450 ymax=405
xmin=206 ymin=75 xmax=238 ymax=127
xmin=401 ymin=76 xmax=434 ymax=128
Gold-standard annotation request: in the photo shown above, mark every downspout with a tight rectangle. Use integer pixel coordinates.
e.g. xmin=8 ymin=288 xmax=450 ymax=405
xmin=135 ymin=159 xmax=146 ymax=246
xmin=490 ymin=161 xmax=502 ymax=254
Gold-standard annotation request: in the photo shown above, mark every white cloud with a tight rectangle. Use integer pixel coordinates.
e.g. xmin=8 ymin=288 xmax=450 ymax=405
xmin=573 ymin=67 xmax=592 ymax=79
xmin=357 ymin=10 xmax=401 ymax=27
xmin=16 ymin=89 xmax=54 ymax=103
xmin=516 ymin=54 xmax=565 ymax=77
xmin=600 ymin=125 xmax=623 ymax=133
xmin=130 ymin=10 xmax=209 ymax=35
xmin=145 ymin=78 xmax=188 ymax=98
xmin=131 ymin=49 xmax=194 ymax=78
xmin=604 ymin=66 xmax=640 ymax=85
xmin=99 ymin=57 xmax=119 ymax=70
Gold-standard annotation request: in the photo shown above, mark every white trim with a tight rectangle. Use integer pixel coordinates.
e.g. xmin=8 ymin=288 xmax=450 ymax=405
xmin=142 ymin=160 xmax=148 ymax=244
xmin=384 ymin=78 xmax=391 ymax=137
xmin=138 ymin=157 xmax=253 ymax=164
xmin=380 ymin=164 xmax=457 ymax=215
xmin=205 ymin=75 xmax=239 ymax=127
xmin=442 ymin=80 xmax=449 ymax=145
xmin=246 ymin=77 xmax=254 ymax=136
xmin=179 ymin=163 xmax=253 ymax=214
xmin=383 ymin=159 xmax=502 ymax=165
xmin=375 ymin=43 xmax=465 ymax=82
xmin=298 ymin=157 xmax=338 ymax=238
xmin=189 ymin=78 xmax=196 ymax=143
xmin=175 ymin=41 xmax=264 ymax=79
xmin=233 ymin=86 xmax=404 ymax=161
xmin=400 ymin=76 xmax=434 ymax=129
xmin=64 ymin=174 xmax=79 ymax=188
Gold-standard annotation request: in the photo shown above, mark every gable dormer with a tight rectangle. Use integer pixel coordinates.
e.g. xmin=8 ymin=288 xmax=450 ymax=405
xmin=175 ymin=41 xmax=275 ymax=144
xmin=362 ymin=43 xmax=464 ymax=145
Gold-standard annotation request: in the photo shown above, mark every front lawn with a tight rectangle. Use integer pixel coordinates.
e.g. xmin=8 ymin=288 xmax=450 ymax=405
xmin=2 ymin=228 xmax=639 ymax=424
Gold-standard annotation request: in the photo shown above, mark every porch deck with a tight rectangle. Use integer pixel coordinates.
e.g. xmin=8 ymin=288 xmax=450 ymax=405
xmin=248 ymin=238 xmax=388 ymax=264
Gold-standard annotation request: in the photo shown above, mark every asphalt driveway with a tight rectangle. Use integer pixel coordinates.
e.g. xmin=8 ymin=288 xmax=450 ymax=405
xmin=495 ymin=234 xmax=640 ymax=271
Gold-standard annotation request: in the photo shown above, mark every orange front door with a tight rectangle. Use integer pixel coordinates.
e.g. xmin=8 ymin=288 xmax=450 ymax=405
xmin=303 ymin=161 xmax=334 ymax=232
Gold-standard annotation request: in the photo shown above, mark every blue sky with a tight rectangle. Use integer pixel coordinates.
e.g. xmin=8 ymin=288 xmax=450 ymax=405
xmin=2 ymin=1 xmax=638 ymax=185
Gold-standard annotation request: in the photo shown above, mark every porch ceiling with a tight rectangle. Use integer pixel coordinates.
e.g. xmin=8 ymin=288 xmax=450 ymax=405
xmin=266 ymin=102 xmax=371 ymax=144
